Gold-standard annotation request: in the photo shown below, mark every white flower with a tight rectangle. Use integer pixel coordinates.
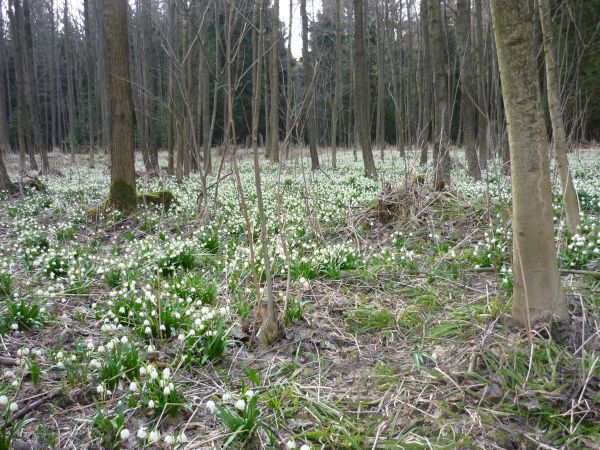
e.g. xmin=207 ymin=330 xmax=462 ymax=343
xmin=245 ymin=389 xmax=255 ymax=399
xmin=137 ymin=427 xmax=147 ymax=439
xmin=0 ymin=396 xmax=7 ymax=406
xmin=300 ymin=445 xmax=311 ymax=450
xmin=10 ymin=323 xmax=18 ymax=331
xmin=148 ymin=399 xmax=155 ymax=409
xmin=120 ymin=429 xmax=130 ymax=440
xmin=96 ymin=384 xmax=105 ymax=394
xmin=177 ymin=431 xmax=189 ymax=443
xmin=164 ymin=434 xmax=175 ymax=445
xmin=149 ymin=430 xmax=160 ymax=443
xmin=286 ymin=440 xmax=297 ymax=449
xmin=129 ymin=382 xmax=138 ymax=392
xmin=206 ymin=400 xmax=216 ymax=413
xmin=235 ymin=399 xmax=246 ymax=411
xmin=222 ymin=393 xmax=231 ymax=403
xmin=9 ymin=402 xmax=18 ymax=412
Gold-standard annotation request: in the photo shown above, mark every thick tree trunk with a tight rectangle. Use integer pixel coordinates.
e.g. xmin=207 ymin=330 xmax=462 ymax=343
xmin=428 ymin=0 xmax=450 ymax=190
xmin=538 ymin=0 xmax=580 ymax=234
xmin=353 ymin=0 xmax=377 ymax=178
xmin=301 ymin=0 xmax=320 ymax=170
xmin=0 ymin=152 xmax=17 ymax=194
xmin=105 ymin=0 xmax=137 ymax=212
xmin=490 ymin=0 xmax=567 ymax=326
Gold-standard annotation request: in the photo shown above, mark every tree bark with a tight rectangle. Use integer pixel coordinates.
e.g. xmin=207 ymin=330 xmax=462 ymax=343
xmin=0 ymin=0 xmax=11 ymax=156
xmin=331 ymin=0 xmax=342 ymax=169
xmin=428 ymin=0 xmax=449 ymax=190
xmin=7 ymin=0 xmax=29 ymax=173
xmin=353 ymin=0 xmax=377 ymax=178
xmin=301 ymin=0 xmax=320 ymax=170
xmin=375 ymin=0 xmax=386 ymax=159
xmin=105 ymin=0 xmax=137 ymax=212
xmin=457 ymin=0 xmax=481 ymax=180
xmin=269 ymin=0 xmax=280 ymax=162
xmin=538 ymin=0 xmax=580 ymax=234
xmin=490 ymin=0 xmax=567 ymax=326
xmin=84 ymin=0 xmax=96 ymax=168
xmin=419 ymin=0 xmax=431 ymax=166
xmin=64 ymin=0 xmax=76 ymax=165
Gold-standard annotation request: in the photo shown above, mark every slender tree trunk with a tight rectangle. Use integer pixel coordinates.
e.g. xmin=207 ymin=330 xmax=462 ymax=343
xmin=331 ymin=0 xmax=342 ymax=169
xmin=457 ymin=0 xmax=481 ymax=180
xmin=428 ymin=0 xmax=450 ymax=190
xmin=375 ymin=1 xmax=386 ymax=159
xmin=141 ymin=0 xmax=158 ymax=171
xmin=538 ymin=0 xmax=580 ymax=234
xmin=8 ymin=0 xmax=28 ymax=173
xmin=252 ymin=0 xmax=280 ymax=345
xmin=490 ymin=0 xmax=567 ymax=326
xmin=166 ymin=0 xmax=175 ymax=175
xmin=22 ymin=0 xmax=48 ymax=172
xmin=353 ymin=0 xmax=377 ymax=178
xmin=474 ymin=0 xmax=488 ymax=167
xmin=84 ymin=0 xmax=96 ymax=168
xmin=95 ymin=0 xmax=110 ymax=153
xmin=106 ymin=0 xmax=137 ymax=212
xmin=419 ymin=0 xmax=432 ymax=166
xmin=301 ymin=0 xmax=320 ymax=170
xmin=64 ymin=0 xmax=76 ymax=165
xmin=0 ymin=0 xmax=11 ymax=156
xmin=48 ymin=0 xmax=58 ymax=150
xmin=201 ymin=0 xmax=211 ymax=174
xmin=269 ymin=0 xmax=280 ymax=162
xmin=285 ymin=0 xmax=293 ymax=158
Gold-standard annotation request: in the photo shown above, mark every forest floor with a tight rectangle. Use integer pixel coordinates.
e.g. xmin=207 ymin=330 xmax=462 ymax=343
xmin=0 ymin=148 xmax=599 ymax=449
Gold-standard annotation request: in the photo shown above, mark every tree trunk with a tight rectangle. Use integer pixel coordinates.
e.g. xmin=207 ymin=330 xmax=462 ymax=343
xmin=490 ymin=0 xmax=567 ymax=326
xmin=105 ymin=0 xmax=137 ymax=212
xmin=375 ymin=1 xmax=386 ymax=159
xmin=474 ymin=0 xmax=488 ymax=167
xmin=301 ymin=0 xmax=320 ymax=170
xmin=8 ymin=0 xmax=29 ymax=173
xmin=0 ymin=152 xmax=17 ymax=194
xmin=84 ymin=0 xmax=96 ymax=168
xmin=269 ymin=0 xmax=280 ymax=162
xmin=141 ymin=0 xmax=158 ymax=171
xmin=285 ymin=0 xmax=293 ymax=158
xmin=538 ymin=0 xmax=580 ymax=234
xmin=419 ymin=0 xmax=431 ymax=166
xmin=353 ymin=0 xmax=377 ymax=178
xmin=201 ymin=0 xmax=211 ymax=174
xmin=64 ymin=0 xmax=77 ymax=165
xmin=0 ymin=0 xmax=11 ymax=156
xmin=331 ymin=0 xmax=342 ymax=169
xmin=252 ymin=0 xmax=280 ymax=346
xmin=428 ymin=0 xmax=449 ymax=190
xmin=457 ymin=0 xmax=481 ymax=180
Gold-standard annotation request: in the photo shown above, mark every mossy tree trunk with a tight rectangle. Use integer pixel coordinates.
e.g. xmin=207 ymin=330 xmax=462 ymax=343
xmin=105 ymin=0 xmax=136 ymax=212
xmin=538 ymin=0 xmax=580 ymax=234
xmin=490 ymin=0 xmax=568 ymax=326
